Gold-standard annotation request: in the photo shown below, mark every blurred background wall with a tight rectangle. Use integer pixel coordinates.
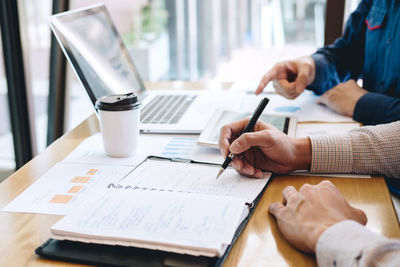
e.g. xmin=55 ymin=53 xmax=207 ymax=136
xmin=0 ymin=0 xmax=361 ymax=181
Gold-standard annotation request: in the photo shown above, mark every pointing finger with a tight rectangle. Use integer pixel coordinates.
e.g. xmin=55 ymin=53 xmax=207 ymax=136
xmin=256 ymin=63 xmax=288 ymax=94
xmin=256 ymin=69 xmax=278 ymax=94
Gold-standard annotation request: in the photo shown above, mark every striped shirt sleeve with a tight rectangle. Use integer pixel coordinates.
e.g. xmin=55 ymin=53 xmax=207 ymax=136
xmin=309 ymin=121 xmax=400 ymax=177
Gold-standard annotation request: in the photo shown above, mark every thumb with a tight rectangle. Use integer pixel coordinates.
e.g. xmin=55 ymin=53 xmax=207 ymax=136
xmin=229 ymin=131 xmax=267 ymax=154
xmin=295 ymin=68 xmax=310 ymax=93
xmin=353 ymin=208 xmax=368 ymax=225
xmin=316 ymin=93 xmax=328 ymax=105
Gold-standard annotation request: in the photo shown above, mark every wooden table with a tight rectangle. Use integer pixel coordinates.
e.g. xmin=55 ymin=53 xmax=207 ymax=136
xmin=1 ymin=82 xmax=399 ymax=266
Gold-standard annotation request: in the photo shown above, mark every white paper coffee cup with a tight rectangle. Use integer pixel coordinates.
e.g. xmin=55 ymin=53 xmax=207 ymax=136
xmin=95 ymin=93 xmax=141 ymax=157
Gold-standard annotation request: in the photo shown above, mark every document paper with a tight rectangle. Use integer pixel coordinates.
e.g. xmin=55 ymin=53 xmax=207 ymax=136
xmin=51 ymin=158 xmax=270 ymax=257
xmin=2 ymin=163 xmax=133 ymax=215
xmin=64 ymin=133 xmax=223 ymax=166
xmin=295 ymin=122 xmax=360 ymax=137
xmin=52 ymin=190 xmax=247 ymax=257
xmin=3 ymin=133 xmax=224 ymax=215
xmin=239 ymin=90 xmax=355 ymax=122
xmin=116 ymin=159 xmax=271 ymax=202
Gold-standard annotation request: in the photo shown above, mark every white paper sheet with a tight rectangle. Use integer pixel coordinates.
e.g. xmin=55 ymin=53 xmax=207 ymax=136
xmin=63 ymin=133 xmax=223 ymax=166
xmin=117 ymin=159 xmax=271 ymax=202
xmin=63 ymin=134 xmax=143 ymax=166
xmin=3 ymin=134 xmax=226 ymax=215
xmin=228 ymin=80 xmax=275 ymax=94
xmin=296 ymin=122 xmax=360 ymax=137
xmin=51 ymin=190 xmax=247 ymax=257
xmin=2 ymin=163 xmax=133 ymax=215
xmin=239 ymin=90 xmax=355 ymax=122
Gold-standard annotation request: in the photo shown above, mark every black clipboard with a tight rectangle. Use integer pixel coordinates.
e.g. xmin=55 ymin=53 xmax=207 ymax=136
xmin=35 ymin=156 xmax=271 ymax=267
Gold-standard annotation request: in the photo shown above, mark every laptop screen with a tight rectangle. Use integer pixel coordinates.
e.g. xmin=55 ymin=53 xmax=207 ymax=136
xmin=49 ymin=4 xmax=146 ymax=105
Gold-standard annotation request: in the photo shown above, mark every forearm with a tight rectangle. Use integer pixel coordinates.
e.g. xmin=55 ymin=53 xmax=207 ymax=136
xmin=309 ymin=121 xmax=400 ymax=177
xmin=308 ymin=53 xmax=345 ymax=94
xmin=354 ymin=93 xmax=400 ymax=125
xmin=316 ymin=220 xmax=400 ymax=267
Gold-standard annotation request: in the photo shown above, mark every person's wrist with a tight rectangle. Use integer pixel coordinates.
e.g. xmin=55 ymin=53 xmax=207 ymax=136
xmin=292 ymin=137 xmax=312 ymax=170
xmin=306 ymin=224 xmax=329 ymax=252
xmin=302 ymin=56 xmax=316 ymax=84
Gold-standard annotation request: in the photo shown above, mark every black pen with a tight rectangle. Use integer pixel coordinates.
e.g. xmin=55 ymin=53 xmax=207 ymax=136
xmin=216 ymin=97 xmax=270 ymax=179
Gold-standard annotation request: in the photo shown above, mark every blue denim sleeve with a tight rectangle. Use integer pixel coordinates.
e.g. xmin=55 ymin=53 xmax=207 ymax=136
xmin=309 ymin=53 xmax=340 ymax=95
xmin=354 ymin=93 xmax=400 ymax=125
xmin=307 ymin=0 xmax=372 ymax=94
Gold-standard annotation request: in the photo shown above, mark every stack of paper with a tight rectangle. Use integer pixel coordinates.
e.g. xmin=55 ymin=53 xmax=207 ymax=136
xmin=50 ymin=158 xmax=271 ymax=257
xmin=51 ymin=190 xmax=247 ymax=257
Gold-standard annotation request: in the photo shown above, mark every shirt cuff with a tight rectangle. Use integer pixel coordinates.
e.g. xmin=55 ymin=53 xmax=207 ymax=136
xmin=353 ymin=92 xmax=387 ymax=125
xmin=316 ymin=220 xmax=387 ymax=267
xmin=308 ymin=53 xmax=329 ymax=95
xmin=309 ymin=135 xmax=353 ymax=173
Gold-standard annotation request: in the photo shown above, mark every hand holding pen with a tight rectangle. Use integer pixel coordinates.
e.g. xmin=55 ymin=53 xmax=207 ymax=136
xmin=218 ymin=97 xmax=312 ymax=178
xmin=216 ymin=97 xmax=270 ymax=179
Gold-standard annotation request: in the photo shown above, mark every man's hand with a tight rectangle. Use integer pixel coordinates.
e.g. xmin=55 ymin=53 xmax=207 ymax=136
xmin=268 ymin=181 xmax=368 ymax=253
xmin=317 ymin=80 xmax=368 ymax=117
xmin=219 ymin=118 xmax=311 ymax=177
xmin=256 ymin=56 xmax=316 ymax=99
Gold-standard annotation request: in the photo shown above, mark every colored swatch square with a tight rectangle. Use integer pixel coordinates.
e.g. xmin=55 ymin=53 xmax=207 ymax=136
xmin=68 ymin=185 xmax=84 ymax=194
xmin=86 ymin=169 xmax=98 ymax=175
xmin=49 ymin=194 xmax=73 ymax=204
xmin=70 ymin=176 xmax=91 ymax=183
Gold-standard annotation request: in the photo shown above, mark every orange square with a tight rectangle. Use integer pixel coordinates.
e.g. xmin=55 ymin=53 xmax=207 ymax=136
xmin=70 ymin=176 xmax=91 ymax=183
xmin=86 ymin=169 xmax=98 ymax=175
xmin=49 ymin=194 xmax=74 ymax=204
xmin=68 ymin=185 xmax=84 ymax=194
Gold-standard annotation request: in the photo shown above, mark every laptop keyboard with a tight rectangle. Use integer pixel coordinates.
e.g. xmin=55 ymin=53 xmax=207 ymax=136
xmin=140 ymin=95 xmax=197 ymax=124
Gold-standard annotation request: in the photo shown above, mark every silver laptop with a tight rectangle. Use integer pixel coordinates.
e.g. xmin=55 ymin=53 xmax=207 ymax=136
xmin=49 ymin=4 xmax=245 ymax=134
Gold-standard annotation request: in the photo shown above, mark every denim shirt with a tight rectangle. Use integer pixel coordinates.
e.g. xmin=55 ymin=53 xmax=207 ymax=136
xmin=308 ymin=0 xmax=400 ymax=125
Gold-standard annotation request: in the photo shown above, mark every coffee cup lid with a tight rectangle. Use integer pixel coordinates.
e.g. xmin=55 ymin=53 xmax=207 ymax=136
xmin=95 ymin=93 xmax=141 ymax=111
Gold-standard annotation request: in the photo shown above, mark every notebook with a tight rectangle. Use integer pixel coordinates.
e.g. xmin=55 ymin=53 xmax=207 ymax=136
xmin=48 ymin=4 xmax=250 ymax=134
xmin=49 ymin=156 xmax=271 ymax=258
